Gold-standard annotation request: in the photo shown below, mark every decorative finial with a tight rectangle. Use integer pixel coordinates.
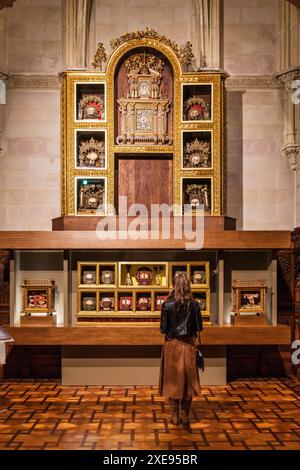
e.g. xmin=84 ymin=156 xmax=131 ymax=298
xmin=92 ymin=43 xmax=107 ymax=71
xmin=198 ymin=52 xmax=207 ymax=70
xmin=180 ymin=41 xmax=194 ymax=70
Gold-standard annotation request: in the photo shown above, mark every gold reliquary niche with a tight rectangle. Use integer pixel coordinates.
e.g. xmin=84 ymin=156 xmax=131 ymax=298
xmin=182 ymin=84 xmax=212 ymax=122
xmin=232 ymin=280 xmax=267 ymax=316
xmin=119 ymin=262 xmax=168 ymax=289
xmin=76 ymin=260 xmax=211 ymax=321
xmin=115 ymin=48 xmax=173 ymax=145
xmin=182 ymin=131 xmax=212 ymax=169
xmin=182 ymin=177 xmax=212 ymax=214
xmin=75 ymin=130 xmax=106 ymax=169
xmin=75 ymin=82 xmax=105 ymax=121
xmin=21 ymin=280 xmax=56 ymax=316
xmin=76 ymin=177 xmax=106 ymax=215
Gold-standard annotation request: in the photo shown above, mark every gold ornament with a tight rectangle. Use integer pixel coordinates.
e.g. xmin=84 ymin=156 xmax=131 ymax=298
xmin=92 ymin=42 xmax=107 ymax=71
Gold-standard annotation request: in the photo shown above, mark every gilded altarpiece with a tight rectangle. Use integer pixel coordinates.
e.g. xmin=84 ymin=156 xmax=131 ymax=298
xmin=61 ymin=32 xmax=226 ymax=217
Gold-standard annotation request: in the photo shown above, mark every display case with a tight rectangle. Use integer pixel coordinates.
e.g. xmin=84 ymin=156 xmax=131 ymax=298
xmin=76 ymin=260 xmax=211 ymax=323
xmin=5 ymin=246 xmax=281 ymax=331
xmin=60 ymin=32 xmax=226 ymax=218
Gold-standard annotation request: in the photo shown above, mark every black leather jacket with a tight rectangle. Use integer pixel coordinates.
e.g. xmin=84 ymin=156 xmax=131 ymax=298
xmin=160 ymin=298 xmax=203 ymax=338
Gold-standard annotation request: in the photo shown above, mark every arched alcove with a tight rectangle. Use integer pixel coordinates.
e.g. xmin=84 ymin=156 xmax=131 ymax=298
xmin=113 ymin=46 xmax=174 ymax=146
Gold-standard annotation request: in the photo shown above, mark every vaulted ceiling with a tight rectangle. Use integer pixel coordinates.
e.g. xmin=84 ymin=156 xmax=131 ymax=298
xmin=0 ymin=0 xmax=299 ymax=10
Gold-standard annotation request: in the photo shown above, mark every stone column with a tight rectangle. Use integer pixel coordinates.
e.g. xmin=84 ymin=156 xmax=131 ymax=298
xmin=190 ymin=0 xmax=223 ymax=69
xmin=277 ymin=68 xmax=300 ymax=172
xmin=0 ymin=8 xmax=8 ymax=156
xmin=276 ymin=1 xmax=300 ymax=224
xmin=63 ymin=0 xmax=94 ymax=69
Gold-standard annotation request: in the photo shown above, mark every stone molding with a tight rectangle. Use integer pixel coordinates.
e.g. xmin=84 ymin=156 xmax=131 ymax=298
xmin=7 ymin=74 xmax=61 ymax=89
xmin=281 ymin=143 xmax=300 ymax=172
xmin=6 ymin=73 xmax=284 ymax=91
xmin=276 ymin=66 xmax=300 ymax=91
xmin=226 ymin=75 xmax=282 ymax=90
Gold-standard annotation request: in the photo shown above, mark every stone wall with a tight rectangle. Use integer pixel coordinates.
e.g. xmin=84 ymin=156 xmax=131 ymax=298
xmin=94 ymin=0 xmax=191 ymax=55
xmin=0 ymin=0 xmax=296 ymax=230
xmin=224 ymin=0 xmax=277 ymax=75
xmin=7 ymin=0 xmax=62 ymax=73
xmin=0 ymin=0 xmax=62 ymax=230
xmin=242 ymin=89 xmax=292 ymax=230
xmin=224 ymin=0 xmax=294 ymax=230
xmin=0 ymin=89 xmax=60 ymax=230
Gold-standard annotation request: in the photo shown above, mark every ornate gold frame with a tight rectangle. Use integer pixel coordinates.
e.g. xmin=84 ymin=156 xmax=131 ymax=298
xmin=181 ymin=129 xmax=213 ymax=171
xmin=232 ymin=280 xmax=267 ymax=315
xmin=21 ymin=280 xmax=55 ymax=315
xmin=61 ymin=35 xmax=226 ymax=216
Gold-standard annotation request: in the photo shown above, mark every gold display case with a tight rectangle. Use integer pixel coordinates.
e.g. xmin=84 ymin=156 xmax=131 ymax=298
xmin=76 ymin=261 xmax=211 ymax=322
xmin=61 ymin=31 xmax=226 ymax=217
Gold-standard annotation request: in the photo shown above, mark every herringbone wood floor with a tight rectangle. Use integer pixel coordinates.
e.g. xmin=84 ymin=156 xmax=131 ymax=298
xmin=1 ymin=379 xmax=300 ymax=450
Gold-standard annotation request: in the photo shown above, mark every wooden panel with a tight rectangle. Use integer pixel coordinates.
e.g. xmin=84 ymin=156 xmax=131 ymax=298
xmin=52 ymin=215 xmax=237 ymax=231
xmin=0 ymin=230 xmax=292 ymax=250
xmin=116 ymin=156 xmax=173 ymax=211
xmin=5 ymin=324 xmax=291 ymax=346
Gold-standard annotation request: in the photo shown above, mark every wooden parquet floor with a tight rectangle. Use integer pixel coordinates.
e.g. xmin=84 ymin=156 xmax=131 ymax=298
xmin=1 ymin=379 xmax=300 ymax=450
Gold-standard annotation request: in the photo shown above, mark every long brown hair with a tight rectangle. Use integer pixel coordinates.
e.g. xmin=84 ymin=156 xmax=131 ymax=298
xmin=170 ymin=273 xmax=193 ymax=304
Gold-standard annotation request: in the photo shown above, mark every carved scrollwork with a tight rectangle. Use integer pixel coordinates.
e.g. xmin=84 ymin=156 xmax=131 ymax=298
xmin=277 ymin=252 xmax=293 ymax=286
xmin=92 ymin=42 xmax=107 ymax=71
xmin=110 ymin=28 xmax=194 ymax=68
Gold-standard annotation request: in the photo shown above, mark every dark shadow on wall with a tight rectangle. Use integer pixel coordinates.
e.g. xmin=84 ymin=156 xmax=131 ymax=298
xmin=226 ymin=90 xmax=244 ymax=230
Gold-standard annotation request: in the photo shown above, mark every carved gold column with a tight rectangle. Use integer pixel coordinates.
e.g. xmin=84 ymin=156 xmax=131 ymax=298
xmin=190 ymin=0 xmax=223 ymax=69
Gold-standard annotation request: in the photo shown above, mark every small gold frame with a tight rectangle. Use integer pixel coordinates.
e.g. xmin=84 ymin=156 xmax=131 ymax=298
xmin=181 ymin=82 xmax=213 ymax=123
xmin=169 ymin=261 xmax=210 ymax=288
xmin=232 ymin=280 xmax=267 ymax=315
xmin=21 ymin=279 xmax=55 ymax=315
xmin=180 ymin=176 xmax=214 ymax=215
xmin=181 ymin=129 xmax=213 ymax=171
xmin=192 ymin=288 xmax=210 ymax=317
xmin=118 ymin=262 xmax=168 ymax=289
xmin=78 ymin=289 xmax=98 ymax=315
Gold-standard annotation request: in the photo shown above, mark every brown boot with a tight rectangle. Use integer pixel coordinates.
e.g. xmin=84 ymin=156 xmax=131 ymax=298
xmin=180 ymin=399 xmax=192 ymax=425
xmin=170 ymin=398 xmax=180 ymax=425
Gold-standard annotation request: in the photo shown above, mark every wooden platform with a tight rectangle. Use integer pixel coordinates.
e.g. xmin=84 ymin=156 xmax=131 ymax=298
xmin=0 ymin=230 xmax=291 ymax=250
xmin=5 ymin=324 xmax=291 ymax=346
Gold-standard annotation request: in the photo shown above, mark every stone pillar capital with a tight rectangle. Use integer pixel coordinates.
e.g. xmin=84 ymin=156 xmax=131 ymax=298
xmin=276 ymin=67 xmax=300 ymax=91
xmin=281 ymin=142 xmax=300 ymax=171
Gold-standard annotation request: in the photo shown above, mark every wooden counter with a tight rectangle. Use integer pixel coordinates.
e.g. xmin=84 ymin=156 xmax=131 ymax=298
xmin=6 ymin=324 xmax=291 ymax=346
xmin=0 ymin=230 xmax=291 ymax=250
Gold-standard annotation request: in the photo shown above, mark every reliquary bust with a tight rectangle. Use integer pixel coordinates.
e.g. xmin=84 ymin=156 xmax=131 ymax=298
xmin=78 ymin=181 xmax=105 ymax=214
xmin=183 ymin=138 xmax=211 ymax=168
xmin=78 ymin=137 xmax=105 ymax=168
xmin=185 ymin=183 xmax=210 ymax=213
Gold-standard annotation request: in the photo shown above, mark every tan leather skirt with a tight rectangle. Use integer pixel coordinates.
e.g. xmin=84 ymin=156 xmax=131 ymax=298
xmin=158 ymin=335 xmax=200 ymax=400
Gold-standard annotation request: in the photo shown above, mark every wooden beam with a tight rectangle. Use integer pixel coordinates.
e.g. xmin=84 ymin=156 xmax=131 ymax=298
xmin=0 ymin=230 xmax=292 ymax=250
xmin=6 ymin=324 xmax=291 ymax=346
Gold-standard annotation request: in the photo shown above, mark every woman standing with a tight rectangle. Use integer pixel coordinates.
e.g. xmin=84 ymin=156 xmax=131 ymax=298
xmin=159 ymin=273 xmax=203 ymax=425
